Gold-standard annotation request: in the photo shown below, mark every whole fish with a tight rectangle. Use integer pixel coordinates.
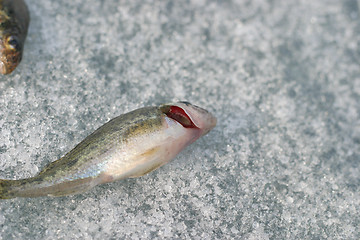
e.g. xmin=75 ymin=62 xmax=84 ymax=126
xmin=0 ymin=102 xmax=216 ymax=199
xmin=0 ymin=0 xmax=29 ymax=74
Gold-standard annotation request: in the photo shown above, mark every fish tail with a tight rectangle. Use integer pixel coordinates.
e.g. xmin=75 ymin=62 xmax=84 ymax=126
xmin=1 ymin=177 xmax=99 ymax=199
xmin=0 ymin=179 xmax=22 ymax=199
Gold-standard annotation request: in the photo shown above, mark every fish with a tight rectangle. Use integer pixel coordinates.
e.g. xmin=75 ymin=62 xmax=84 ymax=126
xmin=0 ymin=102 xmax=217 ymax=199
xmin=0 ymin=0 xmax=30 ymax=74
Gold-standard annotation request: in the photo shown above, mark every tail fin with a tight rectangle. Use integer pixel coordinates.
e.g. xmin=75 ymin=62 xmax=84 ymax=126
xmin=0 ymin=179 xmax=18 ymax=199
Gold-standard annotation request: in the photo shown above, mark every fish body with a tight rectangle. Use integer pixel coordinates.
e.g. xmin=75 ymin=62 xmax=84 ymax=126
xmin=0 ymin=102 xmax=216 ymax=198
xmin=0 ymin=0 xmax=29 ymax=74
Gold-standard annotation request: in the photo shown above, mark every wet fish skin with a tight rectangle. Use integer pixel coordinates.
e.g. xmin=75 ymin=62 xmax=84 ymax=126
xmin=0 ymin=102 xmax=217 ymax=199
xmin=0 ymin=0 xmax=30 ymax=74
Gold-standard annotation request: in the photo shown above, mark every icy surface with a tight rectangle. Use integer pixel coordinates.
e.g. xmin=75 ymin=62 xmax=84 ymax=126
xmin=0 ymin=0 xmax=359 ymax=239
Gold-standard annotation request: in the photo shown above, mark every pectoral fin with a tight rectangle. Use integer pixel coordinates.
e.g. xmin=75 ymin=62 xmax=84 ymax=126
xmin=128 ymin=161 xmax=166 ymax=178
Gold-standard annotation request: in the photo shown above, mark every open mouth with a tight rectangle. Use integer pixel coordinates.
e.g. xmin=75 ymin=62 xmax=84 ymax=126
xmin=162 ymin=105 xmax=199 ymax=129
xmin=0 ymin=61 xmax=7 ymax=74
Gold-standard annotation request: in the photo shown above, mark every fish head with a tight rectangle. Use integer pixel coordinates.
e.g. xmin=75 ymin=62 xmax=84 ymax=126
xmin=0 ymin=0 xmax=29 ymax=75
xmin=102 ymin=102 xmax=217 ymax=180
xmin=0 ymin=34 xmax=23 ymax=74
xmin=160 ymin=101 xmax=217 ymax=141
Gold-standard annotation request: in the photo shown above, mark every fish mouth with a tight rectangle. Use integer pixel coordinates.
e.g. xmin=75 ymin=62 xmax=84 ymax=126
xmin=160 ymin=102 xmax=217 ymax=135
xmin=0 ymin=58 xmax=19 ymax=75
xmin=0 ymin=47 xmax=22 ymax=74
xmin=0 ymin=61 xmax=8 ymax=74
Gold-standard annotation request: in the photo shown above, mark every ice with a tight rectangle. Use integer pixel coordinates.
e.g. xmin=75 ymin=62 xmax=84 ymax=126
xmin=0 ymin=0 xmax=359 ymax=239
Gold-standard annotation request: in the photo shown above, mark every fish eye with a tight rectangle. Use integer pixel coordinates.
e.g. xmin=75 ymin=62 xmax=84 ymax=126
xmin=179 ymin=101 xmax=191 ymax=105
xmin=5 ymin=36 xmax=20 ymax=50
